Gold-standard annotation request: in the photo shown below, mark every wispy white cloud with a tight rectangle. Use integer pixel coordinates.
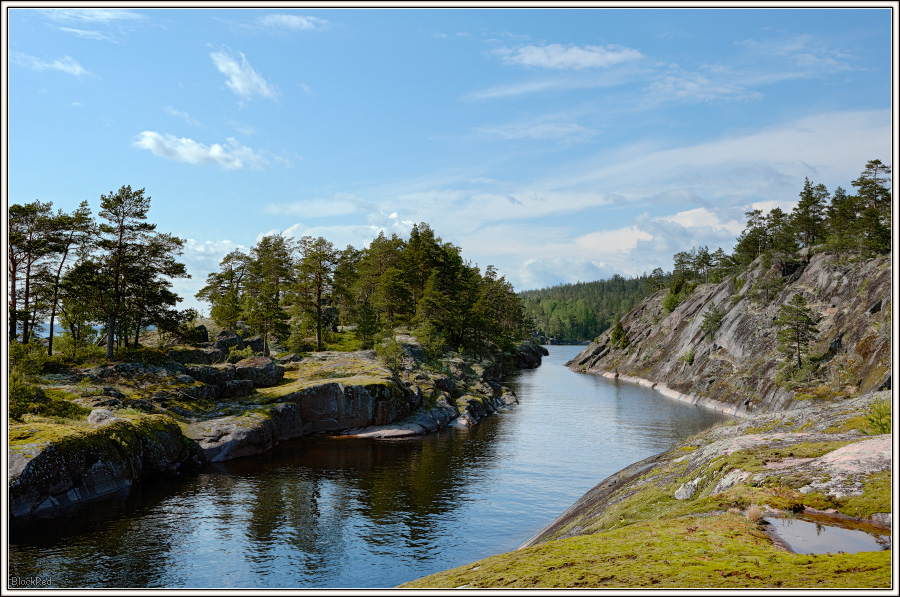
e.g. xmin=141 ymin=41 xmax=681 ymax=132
xmin=44 ymin=9 xmax=144 ymax=42
xmin=258 ymin=14 xmax=329 ymax=31
xmin=659 ymin=208 xmax=743 ymax=236
xmin=228 ymin=120 xmax=256 ymax=136
xmin=645 ymin=71 xmax=762 ymax=103
xmin=737 ymin=34 xmax=857 ymax=74
xmin=56 ymin=26 xmax=112 ymax=41
xmin=274 ymin=223 xmax=382 ymax=250
xmin=494 ymin=43 xmax=642 ymax=70
xmin=263 ymin=193 xmax=372 ymax=218
xmin=549 ymin=110 xmax=890 ymax=205
xmin=210 ymin=50 xmax=278 ymax=100
xmin=133 ymin=131 xmax=269 ymax=170
xmin=165 ymin=106 xmax=202 ymax=127
xmin=182 ymin=238 xmax=247 ymax=270
xmin=750 ymin=200 xmax=797 ymax=215
xmin=465 ymin=66 xmax=643 ymax=100
xmin=45 ymin=9 xmax=145 ymax=24
xmin=357 ymin=109 xmax=889 ymax=289
xmin=477 ymin=119 xmax=598 ymax=142
xmin=11 ymin=52 xmax=90 ymax=76
xmin=516 ymin=257 xmax=616 ymax=289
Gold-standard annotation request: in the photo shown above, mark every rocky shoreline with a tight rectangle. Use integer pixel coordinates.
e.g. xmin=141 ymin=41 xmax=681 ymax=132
xmin=8 ymin=336 xmax=547 ymax=520
xmin=403 ymin=390 xmax=893 ymax=588
xmin=582 ymin=370 xmax=754 ymax=418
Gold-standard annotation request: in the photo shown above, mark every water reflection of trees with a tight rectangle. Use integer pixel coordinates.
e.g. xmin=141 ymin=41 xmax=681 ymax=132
xmin=8 ymin=477 xmax=197 ymax=587
xmin=205 ymin=422 xmax=505 ymax=582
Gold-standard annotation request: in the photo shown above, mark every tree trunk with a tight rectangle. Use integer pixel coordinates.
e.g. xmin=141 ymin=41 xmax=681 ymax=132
xmin=135 ymin=319 xmax=141 ymax=347
xmin=107 ymin=313 xmax=116 ymax=359
xmin=315 ymin=287 xmax=323 ymax=351
xmin=9 ymin=269 xmax=17 ymax=341
xmin=48 ymin=306 xmax=57 ymax=356
xmin=22 ymin=262 xmax=32 ymax=343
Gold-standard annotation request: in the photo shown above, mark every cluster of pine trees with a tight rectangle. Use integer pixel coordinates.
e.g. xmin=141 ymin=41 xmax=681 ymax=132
xmin=196 ymin=223 xmax=529 ymax=359
xmin=660 ymin=159 xmax=892 ymax=314
xmin=8 ymin=185 xmax=192 ymax=360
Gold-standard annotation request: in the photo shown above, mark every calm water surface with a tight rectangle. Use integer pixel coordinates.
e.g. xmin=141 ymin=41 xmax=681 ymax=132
xmin=9 ymin=345 xmax=731 ymax=588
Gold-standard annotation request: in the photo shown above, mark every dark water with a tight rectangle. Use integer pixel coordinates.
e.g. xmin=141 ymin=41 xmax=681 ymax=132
xmin=8 ymin=346 xmax=731 ymax=589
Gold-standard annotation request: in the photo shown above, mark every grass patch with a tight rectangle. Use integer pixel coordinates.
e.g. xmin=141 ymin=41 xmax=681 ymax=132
xmin=323 ymin=331 xmax=364 ymax=352
xmin=837 ymin=472 xmax=892 ymax=519
xmin=744 ymin=419 xmax=782 ymax=434
xmin=402 ymin=514 xmax=891 ymax=589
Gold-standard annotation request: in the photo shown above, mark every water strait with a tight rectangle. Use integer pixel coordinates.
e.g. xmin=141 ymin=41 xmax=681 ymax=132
xmin=9 ymin=345 xmax=733 ymax=588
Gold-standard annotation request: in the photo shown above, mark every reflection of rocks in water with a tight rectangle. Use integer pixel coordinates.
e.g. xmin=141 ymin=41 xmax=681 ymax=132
xmin=763 ymin=516 xmax=890 ymax=555
xmin=187 ymin=423 xmax=507 ymax=567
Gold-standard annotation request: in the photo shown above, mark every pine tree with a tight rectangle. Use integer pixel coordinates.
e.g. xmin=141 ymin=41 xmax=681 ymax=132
xmin=295 ymin=236 xmax=340 ymax=351
xmin=791 ymin=178 xmax=826 ymax=250
xmin=196 ymin=249 xmax=250 ymax=329
xmin=700 ymin=304 xmax=724 ymax=339
xmin=774 ymin=293 xmax=819 ymax=371
xmin=8 ymin=200 xmax=55 ymax=341
xmin=610 ymin=315 xmax=627 ymax=349
xmin=851 ymin=159 xmax=891 ymax=215
xmin=44 ymin=201 xmax=94 ymax=355
xmin=246 ymin=234 xmax=293 ymax=355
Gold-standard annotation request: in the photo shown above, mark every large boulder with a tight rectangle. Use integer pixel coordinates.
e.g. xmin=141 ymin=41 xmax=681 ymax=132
xmin=234 ymin=356 xmax=285 ymax=388
xmin=515 ymin=340 xmax=547 ymax=369
xmin=166 ymin=347 xmax=225 ymax=365
xmin=9 ymin=416 xmax=189 ymax=518
xmin=185 ymin=364 xmax=236 ymax=386
xmin=219 ymin=379 xmax=255 ymax=398
xmin=213 ymin=330 xmax=243 ymax=352
xmin=192 ymin=325 xmax=209 ymax=344
xmin=185 ymin=404 xmax=304 ymax=462
xmin=243 ymin=336 xmax=265 ymax=354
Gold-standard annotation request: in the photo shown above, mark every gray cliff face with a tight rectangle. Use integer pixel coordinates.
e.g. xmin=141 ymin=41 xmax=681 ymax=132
xmin=570 ymin=252 xmax=891 ymax=416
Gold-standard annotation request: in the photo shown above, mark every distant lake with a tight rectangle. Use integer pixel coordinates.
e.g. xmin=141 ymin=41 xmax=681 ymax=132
xmin=8 ymin=345 xmax=731 ymax=588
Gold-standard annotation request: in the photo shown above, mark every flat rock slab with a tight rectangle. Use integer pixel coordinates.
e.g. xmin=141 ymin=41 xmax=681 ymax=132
xmin=339 ymin=423 xmax=427 ymax=438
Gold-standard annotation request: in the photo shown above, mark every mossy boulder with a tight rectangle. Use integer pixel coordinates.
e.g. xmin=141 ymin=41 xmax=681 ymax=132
xmin=234 ymin=356 xmax=285 ymax=388
xmin=185 ymin=403 xmax=303 ymax=462
xmin=8 ymin=415 xmax=191 ymax=518
xmin=185 ymin=364 xmax=235 ymax=385
xmin=166 ymin=346 xmax=225 ymax=365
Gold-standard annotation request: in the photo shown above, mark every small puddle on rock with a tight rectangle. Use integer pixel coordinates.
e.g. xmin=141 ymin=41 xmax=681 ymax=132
xmin=763 ymin=516 xmax=891 ymax=555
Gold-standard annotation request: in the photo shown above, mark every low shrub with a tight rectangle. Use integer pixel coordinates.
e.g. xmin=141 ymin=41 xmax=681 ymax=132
xmin=9 ymin=340 xmax=51 ymax=377
xmin=864 ymin=398 xmax=891 ymax=435
xmin=376 ymin=335 xmax=405 ymax=374
xmin=745 ymin=504 xmax=765 ymax=524
xmin=227 ymin=345 xmax=255 ymax=364
xmin=9 ymin=369 xmax=91 ymax=422
xmin=119 ymin=346 xmax=170 ymax=366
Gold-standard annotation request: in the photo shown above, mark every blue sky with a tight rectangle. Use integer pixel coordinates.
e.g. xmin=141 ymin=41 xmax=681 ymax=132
xmin=6 ymin=6 xmax=895 ymax=316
